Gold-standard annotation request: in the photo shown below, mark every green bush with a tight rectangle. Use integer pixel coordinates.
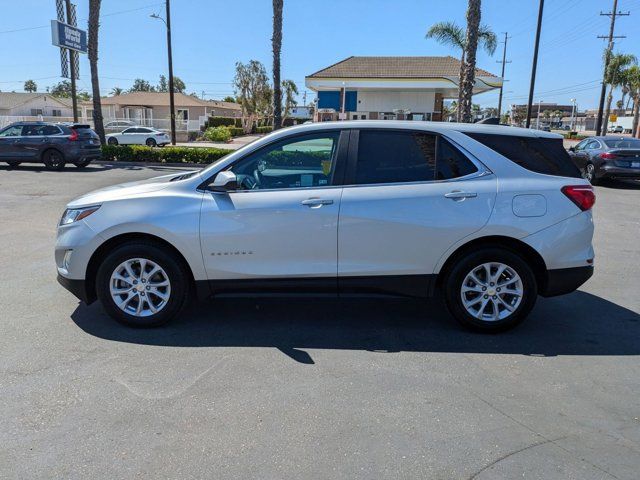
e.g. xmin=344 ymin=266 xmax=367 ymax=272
xmin=256 ymin=126 xmax=273 ymax=134
xmin=205 ymin=116 xmax=236 ymax=128
xmin=101 ymin=145 xmax=232 ymax=164
xmin=228 ymin=126 xmax=245 ymax=137
xmin=203 ymin=125 xmax=232 ymax=143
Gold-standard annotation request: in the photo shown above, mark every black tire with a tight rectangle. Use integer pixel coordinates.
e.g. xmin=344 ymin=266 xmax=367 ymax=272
xmin=6 ymin=160 xmax=20 ymax=169
xmin=146 ymin=138 xmax=157 ymax=147
xmin=42 ymin=149 xmax=66 ymax=171
xmin=74 ymin=159 xmax=92 ymax=168
xmin=443 ymin=247 xmax=538 ymax=333
xmin=585 ymin=162 xmax=599 ymax=185
xmin=96 ymin=241 xmax=191 ymax=327
xmin=107 ymin=137 xmax=119 ymax=146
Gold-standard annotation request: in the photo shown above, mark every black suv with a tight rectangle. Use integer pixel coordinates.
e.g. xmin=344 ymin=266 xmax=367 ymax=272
xmin=0 ymin=122 xmax=101 ymax=170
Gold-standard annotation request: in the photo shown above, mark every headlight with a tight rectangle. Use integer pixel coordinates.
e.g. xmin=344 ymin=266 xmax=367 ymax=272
xmin=59 ymin=206 xmax=100 ymax=226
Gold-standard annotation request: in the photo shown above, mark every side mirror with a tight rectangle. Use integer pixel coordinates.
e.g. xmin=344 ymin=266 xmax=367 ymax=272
xmin=568 ymin=146 xmax=575 ymax=152
xmin=209 ymin=170 xmax=237 ymax=193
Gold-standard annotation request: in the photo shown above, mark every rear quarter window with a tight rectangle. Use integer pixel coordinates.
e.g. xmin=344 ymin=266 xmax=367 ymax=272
xmin=465 ymin=133 xmax=581 ymax=178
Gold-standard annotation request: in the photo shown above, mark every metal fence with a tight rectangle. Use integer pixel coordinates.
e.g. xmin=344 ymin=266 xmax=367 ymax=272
xmin=0 ymin=115 xmax=204 ymax=132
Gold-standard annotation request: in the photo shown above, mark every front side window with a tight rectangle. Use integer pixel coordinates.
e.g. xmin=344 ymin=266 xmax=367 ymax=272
xmin=0 ymin=125 xmax=23 ymax=137
xmin=230 ymin=132 xmax=340 ymax=190
xmin=354 ymin=130 xmax=477 ymax=185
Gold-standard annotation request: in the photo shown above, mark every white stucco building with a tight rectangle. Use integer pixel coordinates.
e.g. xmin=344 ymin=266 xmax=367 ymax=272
xmin=305 ymin=56 xmax=502 ymax=122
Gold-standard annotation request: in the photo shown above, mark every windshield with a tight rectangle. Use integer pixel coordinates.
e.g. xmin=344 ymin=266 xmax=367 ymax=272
xmin=604 ymin=138 xmax=640 ymax=149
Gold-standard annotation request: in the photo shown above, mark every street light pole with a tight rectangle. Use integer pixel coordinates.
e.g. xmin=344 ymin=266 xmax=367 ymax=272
xmin=151 ymin=1 xmax=176 ymax=145
xmin=536 ymin=100 xmax=543 ymax=130
xmin=525 ymin=0 xmax=545 ymax=129
xmin=570 ymin=98 xmax=576 ymax=131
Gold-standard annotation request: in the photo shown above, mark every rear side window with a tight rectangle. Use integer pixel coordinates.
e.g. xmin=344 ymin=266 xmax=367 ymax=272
xmin=355 ymin=130 xmax=477 ymax=185
xmin=465 ymin=133 xmax=581 ymax=178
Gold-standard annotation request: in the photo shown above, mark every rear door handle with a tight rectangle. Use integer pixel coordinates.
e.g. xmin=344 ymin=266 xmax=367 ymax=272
xmin=444 ymin=191 xmax=477 ymax=199
xmin=301 ymin=198 xmax=334 ymax=207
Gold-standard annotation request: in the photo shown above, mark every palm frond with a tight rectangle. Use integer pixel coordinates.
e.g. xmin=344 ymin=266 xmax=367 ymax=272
xmin=478 ymin=24 xmax=497 ymax=56
xmin=425 ymin=21 xmax=465 ymax=51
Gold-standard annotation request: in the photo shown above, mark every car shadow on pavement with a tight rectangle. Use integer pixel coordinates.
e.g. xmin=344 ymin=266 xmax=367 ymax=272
xmin=0 ymin=164 xmax=194 ymax=174
xmin=600 ymin=179 xmax=640 ymax=190
xmin=71 ymin=291 xmax=640 ymax=363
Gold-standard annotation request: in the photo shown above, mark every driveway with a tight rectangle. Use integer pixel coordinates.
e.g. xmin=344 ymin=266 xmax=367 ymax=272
xmin=1 ymin=164 xmax=639 ymax=479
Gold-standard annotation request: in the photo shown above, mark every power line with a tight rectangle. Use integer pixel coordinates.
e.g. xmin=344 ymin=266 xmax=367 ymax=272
xmin=595 ymin=0 xmax=630 ymax=135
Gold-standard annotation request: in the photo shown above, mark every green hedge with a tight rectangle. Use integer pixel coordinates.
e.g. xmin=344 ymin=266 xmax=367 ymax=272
xmin=256 ymin=126 xmax=273 ymax=134
xmin=228 ymin=126 xmax=245 ymax=137
xmin=101 ymin=145 xmax=232 ymax=164
xmin=204 ymin=116 xmax=242 ymax=128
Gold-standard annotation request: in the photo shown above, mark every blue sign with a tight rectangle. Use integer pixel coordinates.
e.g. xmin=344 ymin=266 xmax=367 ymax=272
xmin=51 ymin=20 xmax=87 ymax=54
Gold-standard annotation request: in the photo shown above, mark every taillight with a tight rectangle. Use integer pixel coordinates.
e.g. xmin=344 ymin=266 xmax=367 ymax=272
xmin=68 ymin=130 xmax=79 ymax=141
xmin=561 ymin=185 xmax=595 ymax=211
xmin=599 ymin=152 xmax=617 ymax=159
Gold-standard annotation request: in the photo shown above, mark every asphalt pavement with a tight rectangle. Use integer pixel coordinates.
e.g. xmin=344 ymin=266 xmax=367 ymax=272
xmin=1 ymin=163 xmax=639 ymax=479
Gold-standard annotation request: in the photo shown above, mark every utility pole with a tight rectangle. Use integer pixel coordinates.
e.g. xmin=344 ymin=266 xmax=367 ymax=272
xmin=536 ymin=100 xmax=543 ymax=129
xmin=595 ymin=0 xmax=629 ymax=136
xmin=525 ymin=0 xmax=544 ymax=129
xmin=496 ymin=32 xmax=511 ymax=121
xmin=570 ymin=98 xmax=577 ymax=131
xmin=152 ymin=1 xmax=176 ymax=144
xmin=64 ymin=0 xmax=78 ymax=122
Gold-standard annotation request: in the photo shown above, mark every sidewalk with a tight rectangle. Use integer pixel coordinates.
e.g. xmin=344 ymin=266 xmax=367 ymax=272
xmin=176 ymin=134 xmax=262 ymax=150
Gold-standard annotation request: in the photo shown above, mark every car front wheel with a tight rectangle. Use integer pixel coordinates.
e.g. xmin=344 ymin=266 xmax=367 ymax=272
xmin=444 ymin=248 xmax=537 ymax=332
xmin=107 ymin=137 xmax=118 ymax=146
xmin=96 ymin=242 xmax=191 ymax=327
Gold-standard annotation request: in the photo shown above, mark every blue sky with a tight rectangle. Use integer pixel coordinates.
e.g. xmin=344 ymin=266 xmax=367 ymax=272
xmin=1 ymin=0 xmax=639 ymax=110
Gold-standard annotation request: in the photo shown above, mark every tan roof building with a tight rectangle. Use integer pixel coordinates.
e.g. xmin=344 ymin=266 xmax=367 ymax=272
xmin=94 ymin=92 xmax=241 ymax=127
xmin=305 ymin=56 xmax=501 ymax=122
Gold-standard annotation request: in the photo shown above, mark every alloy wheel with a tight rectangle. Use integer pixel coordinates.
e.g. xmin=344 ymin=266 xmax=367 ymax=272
xmin=109 ymin=258 xmax=171 ymax=317
xmin=460 ymin=262 xmax=523 ymax=321
xmin=585 ymin=163 xmax=595 ymax=181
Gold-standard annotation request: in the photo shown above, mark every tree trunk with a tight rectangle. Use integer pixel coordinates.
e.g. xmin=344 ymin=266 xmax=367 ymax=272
xmin=456 ymin=52 xmax=465 ymax=122
xmin=459 ymin=0 xmax=481 ymax=123
xmin=88 ymin=0 xmax=105 ymax=144
xmin=633 ymin=96 xmax=640 ymax=138
xmin=602 ymin=84 xmax=614 ymax=133
xmin=271 ymin=0 xmax=283 ymax=130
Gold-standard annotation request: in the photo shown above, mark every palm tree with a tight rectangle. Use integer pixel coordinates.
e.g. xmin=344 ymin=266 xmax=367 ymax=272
xmin=459 ymin=0 xmax=487 ymax=123
xmin=88 ymin=0 xmax=105 ymax=144
xmin=271 ymin=0 xmax=283 ymax=130
xmin=602 ymin=52 xmax=637 ymax=133
xmin=24 ymin=80 xmax=37 ymax=92
xmin=110 ymin=87 xmax=123 ymax=96
xmin=426 ymin=14 xmax=496 ymax=122
xmin=625 ymin=65 xmax=640 ymax=137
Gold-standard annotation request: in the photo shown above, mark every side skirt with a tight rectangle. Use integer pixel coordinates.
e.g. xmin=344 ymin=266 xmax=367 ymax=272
xmin=201 ymin=274 xmax=437 ymax=299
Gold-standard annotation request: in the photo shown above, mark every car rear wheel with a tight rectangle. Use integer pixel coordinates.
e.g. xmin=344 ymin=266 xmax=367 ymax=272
xmin=6 ymin=160 xmax=20 ymax=169
xmin=444 ymin=248 xmax=537 ymax=332
xmin=146 ymin=138 xmax=157 ymax=147
xmin=42 ymin=150 xmax=66 ymax=171
xmin=107 ymin=137 xmax=118 ymax=146
xmin=584 ymin=163 xmax=599 ymax=185
xmin=96 ymin=242 xmax=191 ymax=327
xmin=74 ymin=159 xmax=92 ymax=168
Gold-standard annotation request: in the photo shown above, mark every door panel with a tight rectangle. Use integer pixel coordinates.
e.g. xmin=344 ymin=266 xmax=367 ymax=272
xmin=200 ymin=188 xmax=342 ymax=280
xmin=338 ymin=175 xmax=497 ymax=277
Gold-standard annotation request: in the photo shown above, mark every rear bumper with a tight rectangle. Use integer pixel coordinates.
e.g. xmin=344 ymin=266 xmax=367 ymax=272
xmin=599 ymin=165 xmax=640 ymax=179
xmin=57 ymin=274 xmax=94 ymax=304
xmin=540 ymin=266 xmax=593 ymax=297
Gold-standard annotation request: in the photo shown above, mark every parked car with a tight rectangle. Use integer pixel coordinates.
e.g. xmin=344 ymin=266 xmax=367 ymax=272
xmin=0 ymin=121 xmax=101 ymax=170
xmin=104 ymin=120 xmax=137 ymax=133
xmin=56 ymin=121 xmax=595 ymax=332
xmin=608 ymin=125 xmax=624 ymax=133
xmin=568 ymin=136 xmax=640 ymax=184
xmin=106 ymin=127 xmax=170 ymax=147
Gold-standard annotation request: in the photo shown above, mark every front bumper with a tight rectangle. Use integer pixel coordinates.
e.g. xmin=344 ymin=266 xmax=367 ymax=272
xmin=540 ymin=266 xmax=594 ymax=297
xmin=57 ymin=274 xmax=94 ymax=304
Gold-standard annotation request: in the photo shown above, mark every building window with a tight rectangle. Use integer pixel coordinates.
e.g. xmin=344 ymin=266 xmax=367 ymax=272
xmin=51 ymin=109 xmax=62 ymax=117
xmin=352 ymin=114 xmax=358 ymax=120
xmin=30 ymin=109 xmax=43 ymax=116
xmin=177 ymin=109 xmax=189 ymax=121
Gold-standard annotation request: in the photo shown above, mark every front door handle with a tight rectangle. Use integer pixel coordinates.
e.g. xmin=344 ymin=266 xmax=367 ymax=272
xmin=301 ymin=198 xmax=334 ymax=208
xmin=444 ymin=191 xmax=477 ymax=200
